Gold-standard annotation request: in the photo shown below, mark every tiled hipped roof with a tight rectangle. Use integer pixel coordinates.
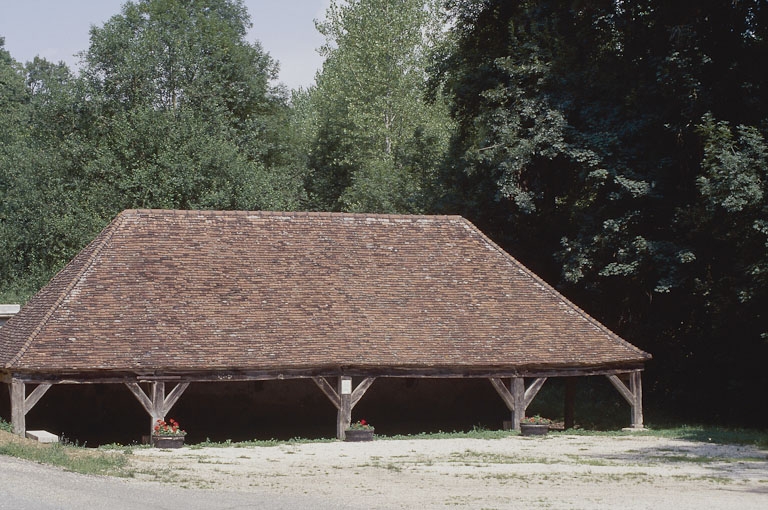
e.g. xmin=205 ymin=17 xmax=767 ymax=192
xmin=0 ymin=210 xmax=650 ymax=375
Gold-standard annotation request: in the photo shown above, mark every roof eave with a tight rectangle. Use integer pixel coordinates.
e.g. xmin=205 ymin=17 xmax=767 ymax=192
xmin=4 ymin=359 xmax=649 ymax=384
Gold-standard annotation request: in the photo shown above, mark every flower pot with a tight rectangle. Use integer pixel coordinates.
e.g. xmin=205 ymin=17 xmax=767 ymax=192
xmin=344 ymin=429 xmax=374 ymax=442
xmin=152 ymin=435 xmax=185 ymax=448
xmin=520 ymin=423 xmax=549 ymax=436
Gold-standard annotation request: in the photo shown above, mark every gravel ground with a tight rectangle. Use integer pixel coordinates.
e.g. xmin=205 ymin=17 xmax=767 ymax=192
xmin=129 ymin=434 xmax=768 ymax=509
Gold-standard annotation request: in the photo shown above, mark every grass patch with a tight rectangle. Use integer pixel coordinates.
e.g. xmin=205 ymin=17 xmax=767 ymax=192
xmin=639 ymin=425 xmax=768 ymax=449
xmin=384 ymin=428 xmax=516 ymax=441
xmin=448 ymin=449 xmax=551 ymax=466
xmin=650 ymin=454 xmax=717 ymax=463
xmin=563 ymin=454 xmax=616 ymax=466
xmin=0 ymin=419 xmax=128 ymax=476
xmin=533 ymin=425 xmax=768 ymax=449
xmin=0 ymin=433 xmax=128 ymax=476
xmin=196 ymin=457 xmax=235 ymax=465
xmin=187 ymin=436 xmax=335 ymax=449
xmin=180 ymin=425 xmax=768 ymax=448
xmin=99 ymin=443 xmax=138 ymax=454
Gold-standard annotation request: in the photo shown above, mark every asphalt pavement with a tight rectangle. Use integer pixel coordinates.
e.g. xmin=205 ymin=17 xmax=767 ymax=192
xmin=0 ymin=455 xmax=353 ymax=510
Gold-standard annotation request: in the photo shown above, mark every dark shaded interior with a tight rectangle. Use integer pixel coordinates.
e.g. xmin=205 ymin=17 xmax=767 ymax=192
xmin=1 ymin=376 xmax=634 ymax=446
xmin=2 ymin=378 xmax=510 ymax=446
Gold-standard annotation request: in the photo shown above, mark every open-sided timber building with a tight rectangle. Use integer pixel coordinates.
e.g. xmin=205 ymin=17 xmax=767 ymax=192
xmin=0 ymin=210 xmax=651 ymax=439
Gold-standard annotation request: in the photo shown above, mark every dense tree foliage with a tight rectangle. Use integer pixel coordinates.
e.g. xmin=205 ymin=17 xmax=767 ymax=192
xmin=436 ymin=0 xmax=768 ymax=424
xmin=1 ymin=43 xmax=92 ymax=297
xmin=79 ymin=0 xmax=306 ymax=212
xmin=1 ymin=0 xmax=766 ymax=425
xmin=0 ymin=0 xmax=305 ymax=300
xmin=301 ymin=0 xmax=454 ymax=213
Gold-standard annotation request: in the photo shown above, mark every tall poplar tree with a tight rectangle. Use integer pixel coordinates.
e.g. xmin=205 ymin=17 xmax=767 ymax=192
xmin=304 ymin=0 xmax=453 ymax=213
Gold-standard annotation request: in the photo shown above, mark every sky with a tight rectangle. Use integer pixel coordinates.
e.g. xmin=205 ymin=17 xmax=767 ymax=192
xmin=0 ymin=0 xmax=330 ymax=90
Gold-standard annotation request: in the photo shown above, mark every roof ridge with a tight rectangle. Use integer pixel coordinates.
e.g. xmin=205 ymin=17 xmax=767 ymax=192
xmin=128 ymin=208 xmax=464 ymax=222
xmin=457 ymin=217 xmax=652 ymax=360
xmin=5 ymin=212 xmax=129 ymax=368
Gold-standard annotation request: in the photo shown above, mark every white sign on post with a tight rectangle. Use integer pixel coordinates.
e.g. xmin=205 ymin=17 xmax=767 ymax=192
xmin=341 ymin=379 xmax=352 ymax=395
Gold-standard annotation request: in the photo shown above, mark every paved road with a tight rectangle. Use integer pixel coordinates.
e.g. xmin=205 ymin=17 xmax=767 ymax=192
xmin=0 ymin=455 xmax=353 ymax=510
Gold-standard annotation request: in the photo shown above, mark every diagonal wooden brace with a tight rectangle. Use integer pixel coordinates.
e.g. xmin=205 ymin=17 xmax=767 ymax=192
xmin=312 ymin=376 xmax=341 ymax=410
xmin=126 ymin=381 xmax=190 ymax=435
xmin=351 ymin=377 xmax=375 ymax=407
xmin=313 ymin=376 xmax=376 ymax=439
xmin=162 ymin=382 xmax=189 ymax=416
xmin=489 ymin=377 xmax=548 ymax=430
xmin=125 ymin=382 xmax=154 ymax=414
xmin=10 ymin=380 xmax=53 ymax=437
xmin=607 ymin=371 xmax=644 ymax=429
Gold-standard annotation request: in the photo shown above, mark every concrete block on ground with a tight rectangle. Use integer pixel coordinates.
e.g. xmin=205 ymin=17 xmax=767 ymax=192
xmin=26 ymin=430 xmax=59 ymax=443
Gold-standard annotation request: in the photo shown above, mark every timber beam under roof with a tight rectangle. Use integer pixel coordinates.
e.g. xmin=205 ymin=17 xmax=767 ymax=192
xmin=2 ymin=364 xmax=645 ymax=385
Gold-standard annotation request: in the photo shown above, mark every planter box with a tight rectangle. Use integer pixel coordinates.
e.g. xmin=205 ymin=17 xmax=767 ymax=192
xmin=520 ymin=423 xmax=549 ymax=436
xmin=152 ymin=435 xmax=185 ymax=448
xmin=344 ymin=429 xmax=374 ymax=442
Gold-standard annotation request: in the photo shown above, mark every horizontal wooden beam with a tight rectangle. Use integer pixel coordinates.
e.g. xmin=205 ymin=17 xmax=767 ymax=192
xmin=6 ymin=364 xmax=646 ymax=384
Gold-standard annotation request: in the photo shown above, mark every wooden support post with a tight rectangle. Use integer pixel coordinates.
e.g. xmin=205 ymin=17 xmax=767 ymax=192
xmin=125 ymin=381 xmax=189 ymax=436
xmin=337 ymin=376 xmax=352 ymax=440
xmin=489 ymin=377 xmax=547 ymax=430
xmin=564 ymin=377 xmax=576 ymax=430
xmin=10 ymin=379 xmax=53 ymax=437
xmin=313 ymin=376 xmax=376 ymax=440
xmin=150 ymin=382 xmax=165 ymax=430
xmin=11 ymin=380 xmax=25 ymax=436
xmin=629 ymin=371 xmax=643 ymax=428
xmin=510 ymin=378 xmax=525 ymax=430
xmin=607 ymin=371 xmax=644 ymax=429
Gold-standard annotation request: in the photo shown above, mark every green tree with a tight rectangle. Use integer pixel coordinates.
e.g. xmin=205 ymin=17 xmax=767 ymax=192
xmin=304 ymin=0 xmax=453 ymax=213
xmin=0 ymin=38 xmax=33 ymax=299
xmin=438 ymin=0 xmax=768 ymax=424
xmin=78 ymin=0 xmax=305 ymax=212
xmin=1 ymin=49 xmax=109 ymax=301
xmin=0 ymin=1 xmax=308 ymax=300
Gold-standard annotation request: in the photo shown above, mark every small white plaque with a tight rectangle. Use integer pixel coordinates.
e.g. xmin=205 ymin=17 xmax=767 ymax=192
xmin=341 ymin=379 xmax=352 ymax=395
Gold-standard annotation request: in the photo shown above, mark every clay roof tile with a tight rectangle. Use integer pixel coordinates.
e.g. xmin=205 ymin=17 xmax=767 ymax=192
xmin=0 ymin=209 xmax=650 ymax=375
